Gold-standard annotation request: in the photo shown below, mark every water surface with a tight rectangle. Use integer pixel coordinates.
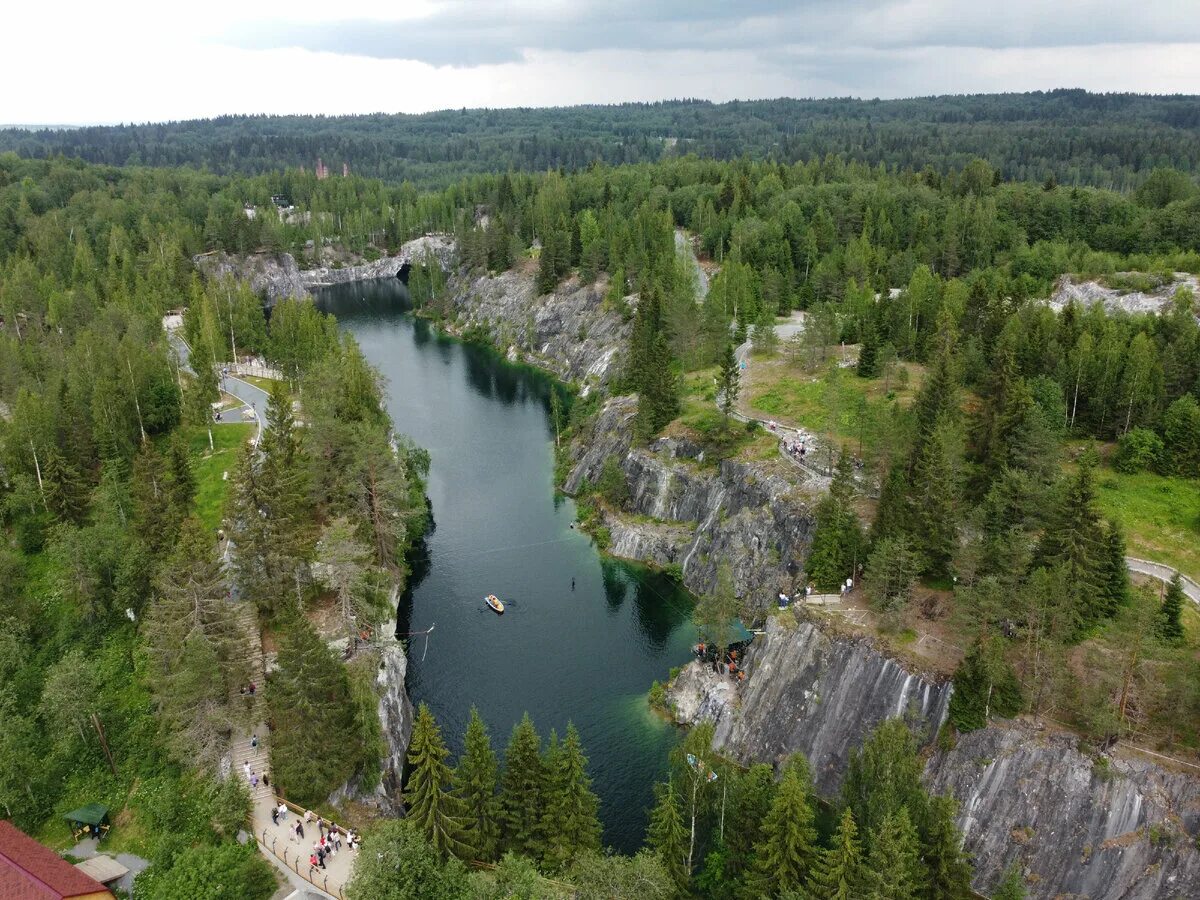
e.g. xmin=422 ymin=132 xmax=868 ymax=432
xmin=316 ymin=278 xmax=694 ymax=851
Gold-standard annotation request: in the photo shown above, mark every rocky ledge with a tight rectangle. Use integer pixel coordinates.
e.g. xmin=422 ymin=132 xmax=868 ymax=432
xmin=444 ymin=270 xmax=630 ymax=393
xmin=564 ymin=396 xmax=817 ymax=609
xmin=667 ymin=616 xmax=1200 ymax=899
xmin=193 ymin=234 xmax=456 ymax=303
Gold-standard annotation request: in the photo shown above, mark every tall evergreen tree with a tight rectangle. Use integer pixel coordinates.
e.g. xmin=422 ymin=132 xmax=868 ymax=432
xmin=808 ymin=808 xmax=865 ymax=900
xmin=498 ymin=712 xmax=546 ymax=857
xmin=718 ymin=342 xmax=740 ymax=425
xmin=1157 ymin=575 xmax=1186 ymax=644
xmin=921 ymin=794 xmax=974 ymax=899
xmin=646 ymin=780 xmax=689 ymax=895
xmin=166 ymin=431 xmax=196 ymax=513
xmin=750 ymin=754 xmax=819 ymax=897
xmin=1035 ymin=461 xmax=1106 ymax=633
xmin=540 ymin=723 xmax=602 ymax=871
xmin=406 ymin=703 xmax=470 ymax=860
xmin=841 ymin=720 xmax=927 ymax=850
xmin=948 ymin=634 xmax=1023 ymax=732
xmin=863 ymin=809 xmax=925 ymax=900
xmin=723 ymin=763 xmax=774 ymax=879
xmin=805 ymin=450 xmax=864 ymax=591
xmin=453 ymin=707 xmax=500 ymax=862
xmin=1101 ymin=521 xmax=1131 ymax=617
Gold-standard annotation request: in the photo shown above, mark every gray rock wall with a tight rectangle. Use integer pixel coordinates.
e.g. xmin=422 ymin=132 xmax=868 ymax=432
xmin=445 ymin=270 xmax=630 ymax=393
xmin=667 ymin=616 xmax=1200 ymax=899
xmin=564 ymin=397 xmax=816 ymax=609
xmin=668 ymin=617 xmax=951 ymax=796
xmin=926 ymin=725 xmax=1200 ymax=899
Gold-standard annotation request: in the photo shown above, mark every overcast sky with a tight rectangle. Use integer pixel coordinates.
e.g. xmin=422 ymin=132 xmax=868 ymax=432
xmin=5 ymin=0 xmax=1200 ymax=124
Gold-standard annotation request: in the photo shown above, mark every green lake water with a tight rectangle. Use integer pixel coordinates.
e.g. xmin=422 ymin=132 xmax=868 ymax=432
xmin=315 ymin=278 xmax=695 ymax=851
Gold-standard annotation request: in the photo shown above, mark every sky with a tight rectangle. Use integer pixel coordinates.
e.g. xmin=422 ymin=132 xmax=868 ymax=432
xmin=4 ymin=0 xmax=1200 ymax=125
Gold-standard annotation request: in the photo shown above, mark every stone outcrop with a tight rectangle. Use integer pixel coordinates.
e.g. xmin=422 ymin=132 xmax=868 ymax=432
xmin=564 ymin=396 xmax=817 ymax=609
xmin=667 ymin=617 xmax=1200 ymax=899
xmin=668 ymin=617 xmax=951 ymax=795
xmin=1048 ymin=272 xmax=1199 ymax=317
xmin=927 ymin=724 xmax=1200 ymax=899
xmin=445 ymin=270 xmax=630 ymax=393
xmin=193 ymin=234 xmax=456 ymax=303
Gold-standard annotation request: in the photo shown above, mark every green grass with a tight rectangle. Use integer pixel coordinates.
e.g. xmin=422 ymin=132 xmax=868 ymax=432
xmin=1094 ymin=469 xmax=1200 ymax=580
xmin=240 ymin=375 xmax=281 ymax=394
xmin=190 ymin=424 xmax=255 ymax=532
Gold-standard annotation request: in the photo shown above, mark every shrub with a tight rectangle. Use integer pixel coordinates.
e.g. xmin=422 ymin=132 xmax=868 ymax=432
xmin=1113 ymin=427 xmax=1163 ymax=473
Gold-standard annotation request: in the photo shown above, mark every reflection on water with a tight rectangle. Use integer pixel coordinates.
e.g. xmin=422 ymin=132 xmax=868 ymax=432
xmin=315 ymin=278 xmax=694 ymax=852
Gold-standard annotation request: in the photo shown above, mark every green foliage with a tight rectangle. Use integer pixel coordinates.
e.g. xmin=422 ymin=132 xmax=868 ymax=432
xmin=345 ymin=819 xmax=471 ymax=900
xmin=949 ymin=634 xmax=1023 ymax=732
xmin=862 ymin=809 xmax=925 ymax=900
xmin=135 ymin=842 xmax=275 ymax=900
xmin=693 ymin=564 xmax=740 ymax=658
xmin=1114 ymin=427 xmax=1163 ymax=474
xmin=567 ymin=851 xmax=675 ymax=900
xmin=646 ymin=780 xmax=689 ymax=893
xmin=499 ymin=713 xmax=547 ymax=857
xmin=863 ymin=534 xmax=924 ymax=615
xmin=805 ymin=451 xmax=864 ymax=591
xmin=539 ymin=723 xmax=602 ymax=871
xmin=717 ymin=343 xmax=740 ymax=423
xmin=991 ymin=863 xmax=1028 ymax=900
xmin=268 ymin=618 xmax=365 ymax=805
xmin=750 ymin=753 xmax=819 ymax=897
xmin=454 ymin=707 xmax=501 ymax=862
xmin=808 ymin=808 xmax=866 ymax=900
xmin=594 ymin=455 xmax=629 ymax=509
xmin=1160 ymin=394 xmax=1200 ymax=477
xmin=1157 ymin=575 xmax=1187 ymax=644
xmin=407 ymin=702 xmax=471 ymax=859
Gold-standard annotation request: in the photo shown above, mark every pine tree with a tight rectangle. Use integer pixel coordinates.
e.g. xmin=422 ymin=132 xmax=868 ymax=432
xmin=841 ymin=719 xmax=926 ymax=849
xmin=805 ymin=450 xmax=864 ymax=591
xmin=167 ymin=431 xmax=196 ymax=513
xmin=863 ymin=809 xmax=925 ymax=900
xmin=1035 ymin=461 xmax=1106 ymax=633
xmin=723 ymin=763 xmax=774 ymax=878
xmin=856 ymin=316 xmax=880 ymax=377
xmin=1157 ymin=575 xmax=1186 ymax=644
xmin=1101 ymin=521 xmax=1131 ymax=617
xmin=991 ymin=863 xmax=1027 ymax=900
xmin=921 ymin=794 xmax=973 ymax=899
xmin=911 ymin=419 xmax=963 ymax=577
xmin=406 ymin=703 xmax=470 ymax=860
xmin=808 ymin=808 xmax=865 ymax=900
xmin=718 ymin=342 xmax=740 ymax=425
xmin=228 ymin=444 xmax=298 ymax=616
xmin=751 ymin=754 xmax=819 ymax=897
xmin=498 ymin=712 xmax=546 ymax=857
xmin=453 ymin=707 xmax=500 ymax=862
xmin=647 ymin=780 xmax=689 ymax=895
xmin=948 ymin=634 xmax=1022 ymax=732
xmin=539 ymin=723 xmax=602 ymax=871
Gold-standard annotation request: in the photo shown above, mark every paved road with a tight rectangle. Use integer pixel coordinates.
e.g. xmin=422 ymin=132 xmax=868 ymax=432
xmin=166 ymin=328 xmax=270 ymax=438
xmin=1126 ymin=557 xmax=1200 ymax=607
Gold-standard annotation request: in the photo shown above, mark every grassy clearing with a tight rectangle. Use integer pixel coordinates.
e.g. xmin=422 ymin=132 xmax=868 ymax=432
xmin=1094 ymin=469 xmax=1200 ymax=580
xmin=190 ymin=424 xmax=254 ymax=532
xmin=240 ymin=374 xmax=281 ymax=394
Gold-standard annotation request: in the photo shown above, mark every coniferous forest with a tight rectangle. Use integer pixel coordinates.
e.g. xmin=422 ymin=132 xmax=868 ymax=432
xmin=1 ymin=87 xmax=1199 ymax=897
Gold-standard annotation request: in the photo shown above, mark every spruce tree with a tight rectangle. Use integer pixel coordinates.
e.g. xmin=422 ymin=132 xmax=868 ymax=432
xmin=750 ymin=754 xmax=819 ymax=897
xmin=991 ymin=863 xmax=1027 ymax=900
xmin=863 ymin=809 xmax=925 ymax=900
xmin=167 ymin=431 xmax=196 ymax=513
xmin=948 ymin=634 xmax=1022 ymax=732
xmin=718 ymin=342 xmax=740 ymax=424
xmin=805 ymin=450 xmax=864 ymax=591
xmin=406 ymin=703 xmax=470 ymax=860
xmin=841 ymin=720 xmax=926 ymax=849
xmin=856 ymin=316 xmax=880 ymax=377
xmin=723 ymin=763 xmax=774 ymax=878
xmin=921 ymin=794 xmax=973 ymax=899
xmin=498 ymin=712 xmax=546 ymax=857
xmin=647 ymin=780 xmax=689 ymax=895
xmin=1157 ymin=575 xmax=1186 ymax=644
xmin=540 ymin=723 xmax=602 ymax=871
xmin=1101 ymin=521 xmax=1131 ymax=617
xmin=452 ymin=707 xmax=500 ymax=862
xmin=1035 ymin=461 xmax=1106 ymax=633
xmin=808 ymin=808 xmax=865 ymax=900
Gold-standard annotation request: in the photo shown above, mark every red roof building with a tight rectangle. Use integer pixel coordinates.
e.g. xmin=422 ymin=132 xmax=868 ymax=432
xmin=0 ymin=821 xmax=113 ymax=900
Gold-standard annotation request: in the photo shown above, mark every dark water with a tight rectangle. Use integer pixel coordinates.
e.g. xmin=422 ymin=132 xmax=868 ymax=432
xmin=315 ymin=279 xmax=695 ymax=852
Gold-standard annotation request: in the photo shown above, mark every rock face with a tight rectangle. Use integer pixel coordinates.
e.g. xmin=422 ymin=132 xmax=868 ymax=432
xmin=193 ymin=234 xmax=456 ymax=303
xmin=926 ymin=724 xmax=1200 ymax=899
xmin=668 ymin=617 xmax=1200 ymax=899
xmin=328 ymin=638 xmax=414 ymax=815
xmin=1048 ymin=272 xmax=1199 ymax=317
xmin=668 ymin=617 xmax=951 ymax=796
xmin=564 ymin=397 xmax=817 ymax=610
xmin=445 ymin=270 xmax=630 ymax=393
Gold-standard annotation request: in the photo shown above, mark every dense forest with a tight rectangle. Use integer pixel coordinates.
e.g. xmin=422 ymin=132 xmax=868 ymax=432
xmin=4 ymin=90 xmax=1200 ymax=189
xmin=2 ymin=123 xmax=1199 ymax=896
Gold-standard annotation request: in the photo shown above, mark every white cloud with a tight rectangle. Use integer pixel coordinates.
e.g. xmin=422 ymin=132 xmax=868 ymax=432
xmin=2 ymin=1 xmax=1198 ymax=124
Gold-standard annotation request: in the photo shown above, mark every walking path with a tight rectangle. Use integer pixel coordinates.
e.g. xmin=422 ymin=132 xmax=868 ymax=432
xmin=1126 ymin=556 xmax=1200 ymax=606
xmin=165 ymin=326 xmax=272 ymax=441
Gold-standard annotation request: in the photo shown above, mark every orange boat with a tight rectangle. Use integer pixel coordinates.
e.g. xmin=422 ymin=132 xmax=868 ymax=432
xmin=485 ymin=594 xmax=505 ymax=614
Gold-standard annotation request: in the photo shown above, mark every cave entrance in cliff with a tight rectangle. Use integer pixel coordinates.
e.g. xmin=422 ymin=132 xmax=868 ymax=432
xmin=398 ymin=262 xmax=411 ymax=285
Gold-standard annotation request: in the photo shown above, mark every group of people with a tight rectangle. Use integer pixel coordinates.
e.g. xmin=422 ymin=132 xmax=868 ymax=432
xmin=784 ymin=437 xmax=808 ymax=459
xmin=271 ymin=804 xmax=360 ymax=875
xmin=694 ymin=641 xmax=748 ymax=682
xmin=242 ymin=757 xmax=268 ymax=790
